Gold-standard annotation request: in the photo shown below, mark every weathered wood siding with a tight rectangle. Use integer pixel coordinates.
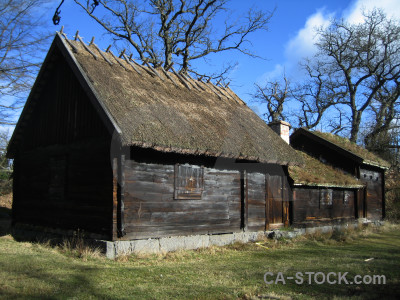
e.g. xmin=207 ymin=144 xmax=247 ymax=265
xmin=292 ymin=187 xmax=356 ymax=226
xmin=123 ymin=160 xmax=241 ymax=239
xmin=246 ymin=172 xmax=266 ymax=231
xmin=19 ymin=47 xmax=109 ymax=152
xmin=12 ymin=47 xmax=112 ymax=238
xmin=360 ymin=168 xmax=383 ymax=220
xmin=355 ymin=188 xmax=365 ymax=219
xmin=266 ymin=174 xmax=290 ymax=228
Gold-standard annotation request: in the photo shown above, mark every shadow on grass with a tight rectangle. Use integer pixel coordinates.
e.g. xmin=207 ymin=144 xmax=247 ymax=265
xmin=0 ymin=259 xmax=123 ymax=300
xmin=1 ymin=223 xmax=399 ymax=299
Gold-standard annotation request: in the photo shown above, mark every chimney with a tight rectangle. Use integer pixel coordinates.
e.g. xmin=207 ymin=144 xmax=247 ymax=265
xmin=268 ymin=120 xmax=291 ymax=144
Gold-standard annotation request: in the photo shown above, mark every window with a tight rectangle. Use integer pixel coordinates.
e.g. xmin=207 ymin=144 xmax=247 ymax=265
xmin=174 ymin=164 xmax=204 ymax=200
xmin=343 ymin=191 xmax=350 ymax=205
xmin=320 ymin=189 xmax=333 ymax=206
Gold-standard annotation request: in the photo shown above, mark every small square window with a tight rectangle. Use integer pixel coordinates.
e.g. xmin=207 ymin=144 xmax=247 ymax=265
xmin=320 ymin=189 xmax=333 ymax=206
xmin=174 ymin=164 xmax=204 ymax=200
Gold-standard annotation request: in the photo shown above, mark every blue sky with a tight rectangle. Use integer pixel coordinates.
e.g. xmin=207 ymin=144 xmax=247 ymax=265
xmin=39 ymin=0 xmax=400 ymax=116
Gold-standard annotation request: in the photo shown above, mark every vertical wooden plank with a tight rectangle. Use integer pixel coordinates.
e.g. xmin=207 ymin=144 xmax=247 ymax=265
xmin=265 ymin=174 xmax=270 ymax=230
xmin=354 ymin=188 xmax=359 ymax=219
xmin=240 ymin=170 xmax=245 ymax=229
xmin=364 ymin=183 xmax=368 ymax=218
xmin=118 ymin=154 xmax=126 ymax=237
xmin=359 ymin=188 xmax=365 ymax=218
xmin=112 ymin=157 xmax=118 ymax=240
xmin=268 ymin=176 xmax=274 ymax=225
xmin=283 ymin=175 xmax=289 ymax=227
xmin=382 ymin=170 xmax=386 ymax=219
xmin=174 ymin=163 xmax=178 ymax=199
xmin=245 ymin=171 xmax=248 ymax=231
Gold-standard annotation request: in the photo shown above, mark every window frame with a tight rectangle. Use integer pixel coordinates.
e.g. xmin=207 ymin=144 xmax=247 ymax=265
xmin=174 ymin=163 xmax=204 ymax=200
xmin=320 ymin=189 xmax=333 ymax=207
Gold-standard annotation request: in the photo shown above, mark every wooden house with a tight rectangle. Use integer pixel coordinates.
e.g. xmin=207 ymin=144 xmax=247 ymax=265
xmin=7 ymin=32 xmax=302 ymax=243
xmin=288 ymin=150 xmax=364 ymax=227
xmin=290 ymin=128 xmax=390 ymax=221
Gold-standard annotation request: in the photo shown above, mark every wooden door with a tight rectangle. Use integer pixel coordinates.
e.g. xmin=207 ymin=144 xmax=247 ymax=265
xmin=356 ymin=188 xmax=366 ymax=219
xmin=266 ymin=174 xmax=288 ymax=229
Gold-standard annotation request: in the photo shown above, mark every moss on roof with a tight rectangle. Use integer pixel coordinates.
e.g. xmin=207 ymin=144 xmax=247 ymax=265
xmin=312 ymin=131 xmax=390 ymax=168
xmin=289 ymin=151 xmax=363 ymax=188
xmin=63 ymin=37 xmax=302 ymax=165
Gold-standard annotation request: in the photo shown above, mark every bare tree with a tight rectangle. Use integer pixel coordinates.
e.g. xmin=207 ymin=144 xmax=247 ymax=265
xmin=0 ymin=0 xmax=51 ymax=125
xmin=299 ymin=8 xmax=400 ymax=142
xmin=292 ymin=59 xmax=347 ymax=130
xmin=364 ymin=80 xmax=400 ymax=153
xmin=252 ymin=75 xmax=290 ymax=122
xmin=67 ymin=0 xmax=273 ymax=80
xmin=0 ymin=129 xmax=11 ymax=169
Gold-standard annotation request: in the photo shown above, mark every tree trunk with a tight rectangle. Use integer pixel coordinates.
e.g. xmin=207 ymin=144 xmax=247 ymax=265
xmin=350 ymin=111 xmax=362 ymax=143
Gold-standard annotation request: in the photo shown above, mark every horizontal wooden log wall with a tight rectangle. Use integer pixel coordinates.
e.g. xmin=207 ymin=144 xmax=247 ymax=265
xmin=360 ymin=168 xmax=383 ymax=220
xmin=122 ymin=160 xmax=242 ymax=239
xmin=291 ymin=187 xmax=356 ymax=226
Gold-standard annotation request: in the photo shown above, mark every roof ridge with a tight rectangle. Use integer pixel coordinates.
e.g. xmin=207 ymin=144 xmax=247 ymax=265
xmin=308 ymin=129 xmax=390 ymax=169
xmin=57 ymin=27 xmax=242 ymax=104
xmin=8 ymin=29 xmax=304 ymax=166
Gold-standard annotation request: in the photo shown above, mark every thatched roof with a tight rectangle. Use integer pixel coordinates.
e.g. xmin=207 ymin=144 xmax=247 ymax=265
xmin=289 ymin=151 xmax=363 ymax=188
xmin=311 ymin=131 xmax=390 ymax=168
xmin=291 ymin=128 xmax=390 ymax=169
xmin=43 ymin=33 xmax=301 ymax=165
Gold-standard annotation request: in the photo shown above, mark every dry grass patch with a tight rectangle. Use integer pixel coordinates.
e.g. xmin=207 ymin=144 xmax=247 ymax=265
xmin=0 ymin=192 xmax=12 ymax=209
xmin=0 ymin=223 xmax=399 ymax=299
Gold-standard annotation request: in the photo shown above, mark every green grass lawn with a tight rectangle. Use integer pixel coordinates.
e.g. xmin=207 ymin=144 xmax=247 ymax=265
xmin=0 ymin=225 xmax=399 ymax=300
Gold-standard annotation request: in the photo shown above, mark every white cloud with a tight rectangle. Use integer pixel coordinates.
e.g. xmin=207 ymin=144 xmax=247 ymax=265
xmin=286 ymin=10 xmax=333 ymax=61
xmin=256 ymin=63 xmax=284 ymax=84
xmin=345 ymin=0 xmax=400 ymax=24
xmin=260 ymin=0 xmax=400 ymax=82
xmin=258 ymin=9 xmax=334 ymax=82
xmin=258 ymin=9 xmax=333 ymax=82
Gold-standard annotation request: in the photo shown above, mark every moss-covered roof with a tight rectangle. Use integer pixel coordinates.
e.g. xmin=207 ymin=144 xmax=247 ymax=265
xmin=54 ymin=35 xmax=302 ymax=165
xmin=312 ymin=131 xmax=390 ymax=169
xmin=288 ymin=151 xmax=363 ymax=188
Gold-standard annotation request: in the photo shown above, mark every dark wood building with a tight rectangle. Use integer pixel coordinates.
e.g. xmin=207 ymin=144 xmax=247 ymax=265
xmin=7 ymin=33 xmax=302 ymax=241
xmin=288 ymin=150 xmax=364 ymax=227
xmin=290 ymin=128 xmax=390 ymax=221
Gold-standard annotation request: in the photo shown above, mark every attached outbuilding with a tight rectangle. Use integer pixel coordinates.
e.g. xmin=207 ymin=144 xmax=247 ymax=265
xmin=288 ymin=150 xmax=364 ymax=227
xmin=7 ymin=32 xmax=302 ymax=246
xmin=290 ymin=128 xmax=390 ymax=221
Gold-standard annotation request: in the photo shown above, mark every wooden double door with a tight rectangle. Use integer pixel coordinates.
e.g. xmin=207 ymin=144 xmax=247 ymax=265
xmin=245 ymin=172 xmax=289 ymax=231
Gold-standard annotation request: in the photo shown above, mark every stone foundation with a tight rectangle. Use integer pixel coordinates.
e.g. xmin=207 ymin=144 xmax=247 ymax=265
xmin=98 ymin=231 xmax=266 ymax=259
xmin=12 ymin=219 xmax=383 ymax=259
xmin=97 ymin=220 xmax=368 ymax=258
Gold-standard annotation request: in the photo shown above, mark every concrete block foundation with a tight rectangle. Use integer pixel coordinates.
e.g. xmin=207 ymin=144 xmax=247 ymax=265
xmin=100 ymin=222 xmax=360 ymax=259
xmin=12 ymin=220 xmax=375 ymax=259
